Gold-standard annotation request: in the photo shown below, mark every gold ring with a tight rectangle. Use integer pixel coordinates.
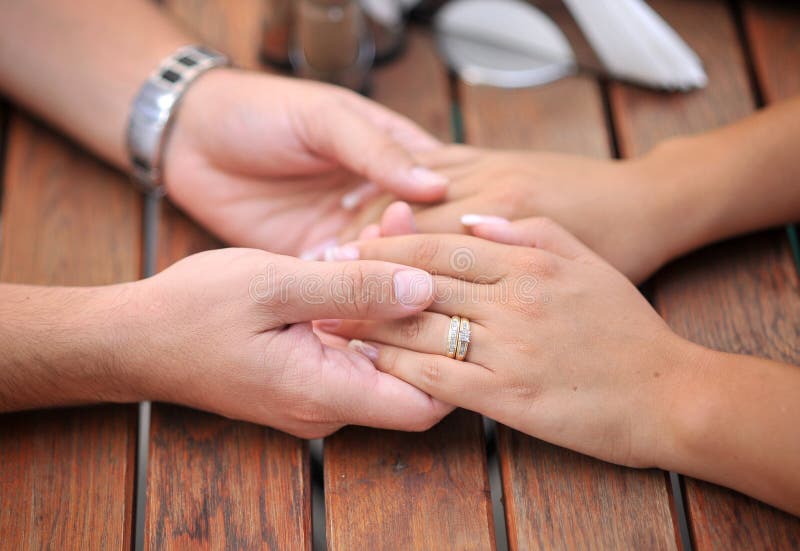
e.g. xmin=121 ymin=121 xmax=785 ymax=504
xmin=455 ymin=317 xmax=471 ymax=361
xmin=446 ymin=316 xmax=461 ymax=358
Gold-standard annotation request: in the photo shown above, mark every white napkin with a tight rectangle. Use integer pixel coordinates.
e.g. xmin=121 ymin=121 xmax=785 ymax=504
xmin=562 ymin=0 xmax=707 ymax=90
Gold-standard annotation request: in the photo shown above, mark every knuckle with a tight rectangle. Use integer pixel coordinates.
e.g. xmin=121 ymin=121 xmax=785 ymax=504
xmin=420 ymin=358 xmax=443 ymax=388
xmin=411 ymin=238 xmax=441 ymax=269
xmin=380 ymin=347 xmax=400 ymax=375
xmin=338 ymin=264 xmax=370 ymax=317
xmin=514 ymin=249 xmax=557 ymax=279
xmin=487 ymin=185 xmax=525 ymax=216
xmin=532 ymin=216 xmax=558 ymax=233
xmin=398 ymin=316 xmax=422 ymax=341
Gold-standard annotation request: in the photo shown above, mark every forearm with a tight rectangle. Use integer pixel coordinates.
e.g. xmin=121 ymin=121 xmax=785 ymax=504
xmin=662 ymin=346 xmax=800 ymax=515
xmin=0 ymin=283 xmax=141 ymax=411
xmin=0 ymin=0 xmax=194 ymax=170
xmin=641 ymin=96 xmax=800 ymax=261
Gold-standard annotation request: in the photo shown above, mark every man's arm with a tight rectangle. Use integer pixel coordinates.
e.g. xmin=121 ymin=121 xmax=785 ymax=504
xmin=0 ymin=0 xmax=192 ymax=170
xmin=0 ymin=283 xmax=141 ymax=411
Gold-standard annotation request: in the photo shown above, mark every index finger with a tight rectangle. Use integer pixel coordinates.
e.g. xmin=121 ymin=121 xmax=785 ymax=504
xmin=354 ymin=234 xmax=521 ymax=282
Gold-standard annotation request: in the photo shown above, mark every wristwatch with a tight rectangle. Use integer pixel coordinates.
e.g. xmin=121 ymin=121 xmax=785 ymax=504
xmin=126 ymin=45 xmax=230 ymax=195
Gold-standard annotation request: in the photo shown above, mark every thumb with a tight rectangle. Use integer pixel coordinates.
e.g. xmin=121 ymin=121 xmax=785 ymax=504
xmin=264 ymin=256 xmax=434 ymax=324
xmin=379 ymin=201 xmax=418 ymax=236
xmin=306 ymin=103 xmax=448 ymax=202
xmin=464 ymin=215 xmax=595 ymax=260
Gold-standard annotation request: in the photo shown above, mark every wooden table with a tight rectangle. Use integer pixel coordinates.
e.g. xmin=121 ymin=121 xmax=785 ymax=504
xmin=1 ymin=1 xmax=799 ymax=549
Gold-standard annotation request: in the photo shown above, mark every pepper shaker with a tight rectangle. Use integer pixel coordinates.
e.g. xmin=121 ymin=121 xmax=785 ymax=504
xmin=261 ymin=0 xmax=294 ymax=68
xmin=291 ymin=0 xmax=375 ymax=93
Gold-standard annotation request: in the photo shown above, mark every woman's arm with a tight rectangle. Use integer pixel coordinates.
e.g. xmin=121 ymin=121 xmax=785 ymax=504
xmin=643 ymin=95 xmax=800 ymax=263
xmin=323 ymin=222 xmax=800 ymax=515
xmin=665 ymin=349 xmax=800 ymax=515
xmin=348 ymin=95 xmax=800 ymax=283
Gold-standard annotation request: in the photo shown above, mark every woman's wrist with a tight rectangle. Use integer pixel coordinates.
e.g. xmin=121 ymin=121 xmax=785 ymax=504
xmin=630 ymin=136 xmax=734 ymax=269
xmin=646 ymin=340 xmax=722 ymax=473
xmin=654 ymin=345 xmax=800 ymax=513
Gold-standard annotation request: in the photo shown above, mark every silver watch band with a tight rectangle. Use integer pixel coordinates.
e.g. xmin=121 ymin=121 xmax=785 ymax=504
xmin=126 ymin=45 xmax=230 ymax=195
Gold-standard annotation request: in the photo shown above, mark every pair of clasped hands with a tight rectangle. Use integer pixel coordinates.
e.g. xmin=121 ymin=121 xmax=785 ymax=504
xmin=138 ymin=69 xmax=689 ymax=472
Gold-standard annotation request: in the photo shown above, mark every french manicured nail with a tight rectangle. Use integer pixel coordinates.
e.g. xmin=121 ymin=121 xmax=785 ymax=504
xmin=410 ymin=167 xmax=448 ymax=188
xmin=324 ymin=244 xmax=360 ymax=262
xmin=393 ymin=268 xmax=433 ymax=307
xmin=300 ymin=238 xmax=338 ymax=260
xmin=349 ymin=339 xmax=379 ymax=362
xmin=461 ymin=214 xmax=510 ymax=226
xmin=341 ymin=182 xmax=378 ymax=210
xmin=316 ymin=319 xmax=342 ymax=332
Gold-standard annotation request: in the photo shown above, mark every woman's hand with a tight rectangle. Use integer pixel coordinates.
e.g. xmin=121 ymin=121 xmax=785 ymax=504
xmin=121 ymin=248 xmax=448 ymax=438
xmin=345 ymin=145 xmax=690 ymax=283
xmin=163 ymin=69 xmax=448 ymax=257
xmin=322 ymin=220 xmax=705 ymax=467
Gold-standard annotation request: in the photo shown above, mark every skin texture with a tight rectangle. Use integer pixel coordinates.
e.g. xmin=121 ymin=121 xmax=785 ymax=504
xmin=0 ymin=0 xmax=453 ymax=432
xmin=343 ymin=96 xmax=800 ymax=284
xmin=0 ymin=0 xmax=448 ymax=258
xmin=164 ymin=69 xmax=446 ymax=255
xmin=0 ymin=250 xmax=451 ymax=438
xmin=324 ymin=223 xmax=800 ymax=515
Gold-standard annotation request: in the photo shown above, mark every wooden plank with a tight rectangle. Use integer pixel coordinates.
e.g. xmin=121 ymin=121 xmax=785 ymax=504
xmin=610 ymin=0 xmax=800 ymax=548
xmin=163 ymin=0 xmax=265 ymax=70
xmin=323 ymin=30 xmax=496 ymax=551
xmin=460 ymin=75 xmax=679 ymax=551
xmin=146 ymin=402 xmax=311 ymax=549
xmin=0 ymin=115 xmax=138 ymax=549
xmin=743 ymin=0 xmax=800 ymax=105
xmin=144 ymin=1 xmax=312 ymax=549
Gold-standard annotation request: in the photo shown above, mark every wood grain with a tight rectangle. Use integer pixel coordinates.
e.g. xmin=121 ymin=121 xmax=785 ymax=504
xmin=164 ymin=0 xmax=266 ymax=70
xmin=323 ymin=30 xmax=496 ymax=551
xmin=326 ymin=410 xmax=494 ymax=550
xmin=0 ymin=115 xmax=139 ymax=549
xmin=144 ymin=2 xmax=312 ymax=550
xmin=742 ymin=0 xmax=800 ymax=105
xmin=146 ymin=404 xmax=311 ymax=550
xmin=611 ymin=0 xmax=800 ymax=548
xmin=460 ymin=72 xmax=679 ymax=551
xmin=610 ymin=1 xmax=754 ymax=156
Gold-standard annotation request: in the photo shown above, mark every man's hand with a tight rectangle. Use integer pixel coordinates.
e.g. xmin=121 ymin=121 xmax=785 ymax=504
xmin=163 ymin=69 xmax=448 ymax=258
xmin=0 ymin=250 xmax=450 ymax=437
xmin=119 ymin=248 xmax=449 ymax=437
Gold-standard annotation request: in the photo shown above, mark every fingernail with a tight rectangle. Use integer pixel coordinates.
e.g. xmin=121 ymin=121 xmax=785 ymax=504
xmin=301 ymin=238 xmax=338 ymax=261
xmin=341 ymin=182 xmax=378 ymax=210
xmin=461 ymin=214 xmax=510 ymax=226
xmin=316 ymin=319 xmax=342 ymax=332
xmin=393 ymin=268 xmax=433 ymax=307
xmin=349 ymin=339 xmax=379 ymax=362
xmin=410 ymin=167 xmax=448 ymax=188
xmin=324 ymin=244 xmax=360 ymax=262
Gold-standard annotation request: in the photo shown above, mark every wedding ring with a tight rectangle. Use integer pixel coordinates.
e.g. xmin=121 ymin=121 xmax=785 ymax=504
xmin=446 ymin=316 xmax=461 ymax=358
xmin=455 ymin=317 xmax=471 ymax=361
